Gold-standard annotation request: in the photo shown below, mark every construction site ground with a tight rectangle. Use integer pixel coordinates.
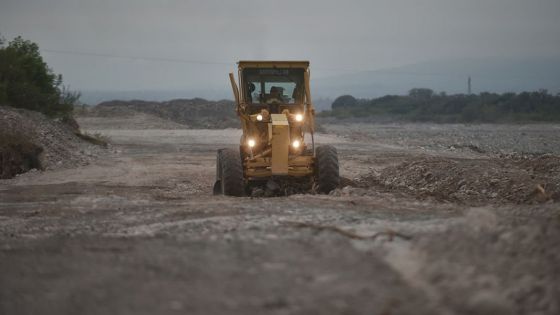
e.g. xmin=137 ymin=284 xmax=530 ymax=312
xmin=1 ymin=118 xmax=559 ymax=315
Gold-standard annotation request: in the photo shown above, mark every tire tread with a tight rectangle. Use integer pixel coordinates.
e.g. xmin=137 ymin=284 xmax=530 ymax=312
xmin=315 ymin=145 xmax=340 ymax=194
xmin=220 ymin=149 xmax=244 ymax=196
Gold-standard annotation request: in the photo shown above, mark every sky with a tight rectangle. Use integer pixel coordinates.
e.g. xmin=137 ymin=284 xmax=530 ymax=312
xmin=1 ymin=0 xmax=559 ymax=98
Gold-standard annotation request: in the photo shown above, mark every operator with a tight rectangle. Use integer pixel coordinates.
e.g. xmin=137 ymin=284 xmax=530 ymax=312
xmin=266 ymin=86 xmax=283 ymax=113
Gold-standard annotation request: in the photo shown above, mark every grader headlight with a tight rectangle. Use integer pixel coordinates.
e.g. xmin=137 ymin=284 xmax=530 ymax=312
xmin=247 ymin=138 xmax=256 ymax=148
xmin=292 ymin=139 xmax=301 ymax=149
xmin=251 ymin=110 xmax=269 ymax=122
xmin=295 ymin=113 xmax=304 ymax=122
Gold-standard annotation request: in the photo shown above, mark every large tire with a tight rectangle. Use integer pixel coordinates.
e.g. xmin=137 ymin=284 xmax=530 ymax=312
xmin=315 ymin=145 xmax=340 ymax=194
xmin=218 ymin=148 xmax=245 ymax=196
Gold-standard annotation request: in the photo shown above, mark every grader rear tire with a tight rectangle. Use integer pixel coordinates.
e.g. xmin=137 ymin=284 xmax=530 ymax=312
xmin=315 ymin=145 xmax=340 ymax=194
xmin=218 ymin=149 xmax=244 ymax=197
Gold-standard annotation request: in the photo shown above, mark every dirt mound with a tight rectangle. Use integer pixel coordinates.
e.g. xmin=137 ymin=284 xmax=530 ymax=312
xmin=0 ymin=132 xmax=43 ymax=179
xmin=0 ymin=106 xmax=103 ymax=177
xmin=353 ymin=155 xmax=560 ymax=205
xmin=83 ymin=98 xmax=238 ymax=129
xmin=76 ymin=111 xmax=188 ymax=130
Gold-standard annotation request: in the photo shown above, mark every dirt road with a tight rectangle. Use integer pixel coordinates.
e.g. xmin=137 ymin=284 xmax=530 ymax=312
xmin=1 ymin=122 xmax=559 ymax=315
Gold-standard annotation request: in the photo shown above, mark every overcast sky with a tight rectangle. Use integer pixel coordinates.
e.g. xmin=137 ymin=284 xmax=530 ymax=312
xmin=1 ymin=0 xmax=559 ymax=93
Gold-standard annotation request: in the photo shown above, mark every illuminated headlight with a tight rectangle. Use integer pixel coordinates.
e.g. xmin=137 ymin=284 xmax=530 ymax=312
xmin=292 ymin=140 xmax=301 ymax=149
xmin=295 ymin=114 xmax=304 ymax=122
xmin=256 ymin=114 xmax=263 ymax=121
xmin=247 ymin=139 xmax=256 ymax=148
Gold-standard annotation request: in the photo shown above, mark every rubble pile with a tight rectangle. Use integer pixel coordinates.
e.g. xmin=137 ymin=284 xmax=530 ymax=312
xmin=0 ymin=106 xmax=102 ymax=177
xmin=352 ymin=155 xmax=560 ymax=205
xmin=87 ymin=98 xmax=238 ymax=129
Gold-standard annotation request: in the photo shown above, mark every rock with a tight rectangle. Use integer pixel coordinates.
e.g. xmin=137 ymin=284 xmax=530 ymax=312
xmin=251 ymin=187 xmax=265 ymax=197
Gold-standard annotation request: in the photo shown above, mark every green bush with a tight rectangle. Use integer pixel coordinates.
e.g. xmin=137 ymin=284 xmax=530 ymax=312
xmin=331 ymin=95 xmax=358 ymax=109
xmin=0 ymin=35 xmax=79 ymax=117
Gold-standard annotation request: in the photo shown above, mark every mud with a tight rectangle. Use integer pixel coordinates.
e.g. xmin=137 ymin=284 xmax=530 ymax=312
xmin=1 ymin=120 xmax=559 ymax=315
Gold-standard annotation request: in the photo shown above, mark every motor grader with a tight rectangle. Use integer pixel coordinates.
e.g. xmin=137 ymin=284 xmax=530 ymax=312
xmin=213 ymin=61 xmax=339 ymax=196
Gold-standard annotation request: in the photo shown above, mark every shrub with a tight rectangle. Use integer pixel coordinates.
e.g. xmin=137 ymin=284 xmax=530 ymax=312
xmin=0 ymin=36 xmax=79 ymax=117
xmin=332 ymin=95 xmax=358 ymax=109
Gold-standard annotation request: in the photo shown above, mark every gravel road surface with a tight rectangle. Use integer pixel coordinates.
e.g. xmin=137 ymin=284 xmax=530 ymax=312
xmin=1 ymin=121 xmax=559 ymax=315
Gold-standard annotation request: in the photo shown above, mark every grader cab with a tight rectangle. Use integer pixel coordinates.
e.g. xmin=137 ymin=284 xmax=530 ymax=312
xmin=214 ymin=61 xmax=339 ymax=196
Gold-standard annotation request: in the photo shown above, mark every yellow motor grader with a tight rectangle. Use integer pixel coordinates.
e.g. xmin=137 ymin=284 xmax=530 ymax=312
xmin=213 ymin=61 xmax=339 ymax=196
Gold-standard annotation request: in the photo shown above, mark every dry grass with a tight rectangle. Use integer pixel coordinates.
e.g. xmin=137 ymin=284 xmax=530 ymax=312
xmin=76 ymin=132 xmax=110 ymax=148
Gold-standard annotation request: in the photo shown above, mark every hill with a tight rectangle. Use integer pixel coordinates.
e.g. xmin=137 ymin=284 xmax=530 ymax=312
xmin=78 ymin=98 xmax=238 ymax=129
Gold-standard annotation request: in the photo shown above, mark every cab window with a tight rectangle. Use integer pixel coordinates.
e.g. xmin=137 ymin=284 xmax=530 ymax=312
xmin=243 ymin=68 xmax=304 ymax=104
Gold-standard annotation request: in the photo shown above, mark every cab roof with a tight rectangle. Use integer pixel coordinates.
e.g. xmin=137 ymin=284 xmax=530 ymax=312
xmin=238 ymin=60 xmax=309 ymax=69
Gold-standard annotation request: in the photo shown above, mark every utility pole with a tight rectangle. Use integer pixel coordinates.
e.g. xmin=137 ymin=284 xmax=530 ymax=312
xmin=468 ymin=76 xmax=472 ymax=95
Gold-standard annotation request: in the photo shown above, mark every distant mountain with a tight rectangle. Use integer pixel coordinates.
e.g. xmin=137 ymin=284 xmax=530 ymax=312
xmin=312 ymin=57 xmax=560 ymax=98
xmin=79 ymin=57 xmax=560 ymax=108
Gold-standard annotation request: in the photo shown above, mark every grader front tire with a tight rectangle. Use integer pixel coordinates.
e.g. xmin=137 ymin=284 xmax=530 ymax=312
xmin=315 ymin=145 xmax=340 ymax=194
xmin=218 ymin=149 xmax=245 ymax=197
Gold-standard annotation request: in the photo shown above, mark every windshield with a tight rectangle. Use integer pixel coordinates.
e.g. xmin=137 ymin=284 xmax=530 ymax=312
xmin=242 ymin=68 xmax=304 ymax=104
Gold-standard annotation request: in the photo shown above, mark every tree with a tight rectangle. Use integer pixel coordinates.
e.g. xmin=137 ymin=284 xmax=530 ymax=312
xmin=408 ymin=88 xmax=434 ymax=99
xmin=0 ymin=36 xmax=77 ymax=117
xmin=332 ymin=95 xmax=358 ymax=109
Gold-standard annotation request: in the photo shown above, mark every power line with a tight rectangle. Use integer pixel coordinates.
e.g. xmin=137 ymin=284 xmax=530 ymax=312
xmin=40 ymin=48 xmax=422 ymax=73
xmin=40 ymin=48 xmax=478 ymax=79
xmin=40 ymin=49 xmax=371 ymax=72
xmin=42 ymin=48 xmax=231 ymax=66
